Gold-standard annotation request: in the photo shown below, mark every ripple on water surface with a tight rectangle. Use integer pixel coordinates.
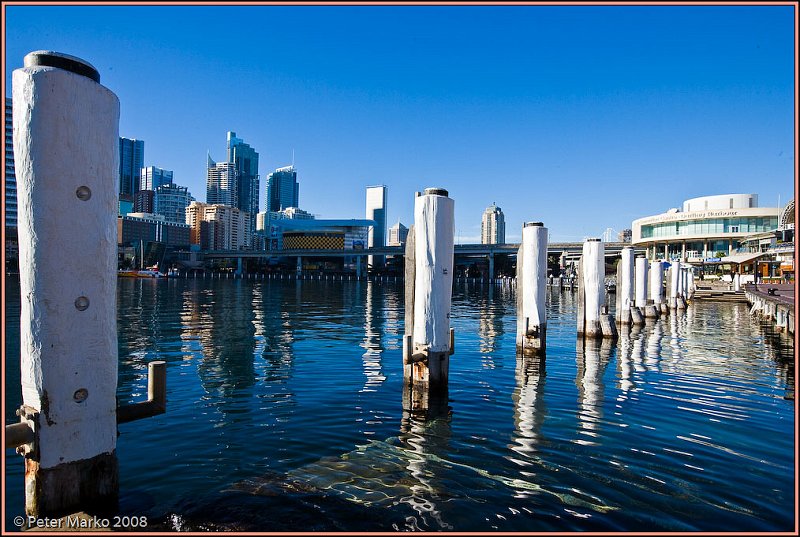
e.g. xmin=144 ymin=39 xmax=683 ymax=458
xmin=3 ymin=278 xmax=794 ymax=532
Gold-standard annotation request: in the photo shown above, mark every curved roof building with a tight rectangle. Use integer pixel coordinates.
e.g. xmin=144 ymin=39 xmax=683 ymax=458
xmin=632 ymin=194 xmax=780 ymax=262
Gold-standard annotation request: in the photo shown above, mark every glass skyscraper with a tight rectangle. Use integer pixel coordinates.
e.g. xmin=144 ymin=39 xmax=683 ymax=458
xmin=140 ymin=166 xmax=174 ymax=191
xmin=366 ymin=185 xmax=387 ymax=268
xmin=226 ymin=132 xmax=259 ymax=223
xmin=266 ymin=165 xmax=299 ymax=213
xmin=119 ymin=137 xmax=144 ymax=198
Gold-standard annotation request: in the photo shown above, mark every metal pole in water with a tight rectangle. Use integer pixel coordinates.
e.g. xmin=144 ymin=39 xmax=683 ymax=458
xmin=403 ymin=188 xmax=455 ymax=406
xmin=12 ymin=50 xmax=120 ymax=516
xmin=516 ymin=222 xmax=547 ymax=355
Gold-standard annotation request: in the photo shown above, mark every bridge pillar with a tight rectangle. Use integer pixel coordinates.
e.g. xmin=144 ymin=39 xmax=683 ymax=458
xmin=236 ymin=257 xmax=243 ymax=276
xmin=356 ymin=255 xmax=362 ymax=278
xmin=488 ymin=252 xmax=495 ymax=281
xmin=296 ymin=256 xmax=302 ymax=275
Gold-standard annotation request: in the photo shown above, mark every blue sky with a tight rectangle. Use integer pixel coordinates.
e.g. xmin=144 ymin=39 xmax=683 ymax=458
xmin=3 ymin=4 xmax=796 ymax=242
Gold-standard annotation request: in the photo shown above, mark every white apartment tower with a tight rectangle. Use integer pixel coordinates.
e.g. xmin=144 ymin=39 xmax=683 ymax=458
xmin=481 ymin=203 xmax=506 ymax=245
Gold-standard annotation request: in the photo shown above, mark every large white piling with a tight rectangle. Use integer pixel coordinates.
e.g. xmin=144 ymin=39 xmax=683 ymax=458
xmin=577 ymin=239 xmax=615 ymax=338
xmin=13 ymin=51 xmax=120 ymax=516
xmin=668 ymin=262 xmax=680 ymax=309
xmin=615 ymin=247 xmax=634 ymax=325
xmin=677 ymin=263 xmax=687 ymax=309
xmin=647 ymin=260 xmax=665 ymax=318
xmin=634 ymin=256 xmax=649 ymax=309
xmin=649 ymin=260 xmax=665 ymax=306
xmin=403 ymin=188 xmax=455 ymax=398
xmin=516 ymin=222 xmax=548 ymax=355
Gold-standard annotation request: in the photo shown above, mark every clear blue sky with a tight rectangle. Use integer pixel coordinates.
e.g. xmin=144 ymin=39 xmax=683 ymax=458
xmin=4 ymin=4 xmax=796 ymax=242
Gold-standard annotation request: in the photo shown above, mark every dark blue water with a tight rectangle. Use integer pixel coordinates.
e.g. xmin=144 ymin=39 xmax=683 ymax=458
xmin=4 ymin=276 xmax=795 ymax=531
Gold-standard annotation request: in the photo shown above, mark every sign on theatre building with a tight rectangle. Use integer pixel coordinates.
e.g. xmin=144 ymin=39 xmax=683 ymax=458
xmin=632 ymin=194 xmax=780 ymax=262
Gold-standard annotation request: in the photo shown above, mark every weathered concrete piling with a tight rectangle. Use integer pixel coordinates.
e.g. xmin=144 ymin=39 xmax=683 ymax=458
xmin=649 ymin=260 xmax=665 ymax=316
xmin=12 ymin=51 xmax=120 ymax=517
xmin=615 ymin=247 xmax=634 ymax=325
xmin=633 ymin=256 xmax=650 ymax=323
xmin=516 ymin=222 xmax=548 ymax=355
xmin=403 ymin=188 xmax=455 ymax=410
xmin=577 ymin=239 xmax=617 ymax=339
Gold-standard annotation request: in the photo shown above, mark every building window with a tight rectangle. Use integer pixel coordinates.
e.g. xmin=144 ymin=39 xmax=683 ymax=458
xmin=729 ymin=198 xmax=734 ymax=209
xmin=730 ymin=226 xmax=739 ymax=233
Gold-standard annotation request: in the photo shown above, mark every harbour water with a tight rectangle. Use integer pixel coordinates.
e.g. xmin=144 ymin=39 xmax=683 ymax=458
xmin=4 ymin=276 xmax=795 ymax=531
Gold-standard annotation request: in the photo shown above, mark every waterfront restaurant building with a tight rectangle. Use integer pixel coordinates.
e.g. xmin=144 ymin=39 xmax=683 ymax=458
xmin=632 ymin=194 xmax=780 ymax=263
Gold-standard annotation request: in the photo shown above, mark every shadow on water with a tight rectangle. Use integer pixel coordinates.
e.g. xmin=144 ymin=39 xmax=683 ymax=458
xmin=156 ymin=391 xmax=455 ymax=531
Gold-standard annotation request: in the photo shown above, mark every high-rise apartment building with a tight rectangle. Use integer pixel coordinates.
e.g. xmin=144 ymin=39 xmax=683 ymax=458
xmin=266 ymin=165 xmax=299 ymax=213
xmin=186 ymin=201 xmax=251 ymax=251
xmin=618 ymin=228 xmax=632 ymax=243
xmin=119 ymin=137 xmax=144 ymax=198
xmin=5 ymin=98 xmax=17 ymax=229
xmin=387 ymin=221 xmax=408 ymax=247
xmin=481 ymin=203 xmax=505 ymax=245
xmin=365 ymin=185 xmax=387 ymax=268
xmin=140 ymin=166 xmax=174 ymax=191
xmin=227 ymin=131 xmax=259 ymax=225
xmin=154 ymin=183 xmax=194 ymax=225
xmin=206 ymin=155 xmax=238 ymax=208
xmin=133 ymin=190 xmax=155 ymax=214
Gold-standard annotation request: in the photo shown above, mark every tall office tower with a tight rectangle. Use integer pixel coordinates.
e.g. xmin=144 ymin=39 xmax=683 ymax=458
xmin=140 ymin=166 xmax=174 ymax=191
xmin=365 ymin=185 xmax=387 ymax=268
xmin=119 ymin=137 xmax=144 ymax=198
xmin=481 ymin=203 xmax=506 ymax=244
xmin=387 ymin=221 xmax=408 ymax=246
xmin=227 ymin=132 xmax=259 ymax=227
xmin=206 ymin=154 xmax=238 ymax=208
xmin=5 ymin=98 xmax=17 ymax=229
xmin=154 ymin=183 xmax=194 ymax=224
xmin=266 ymin=165 xmax=299 ymax=213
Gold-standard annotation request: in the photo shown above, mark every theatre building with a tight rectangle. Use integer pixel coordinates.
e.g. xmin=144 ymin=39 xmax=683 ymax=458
xmin=632 ymin=194 xmax=780 ymax=263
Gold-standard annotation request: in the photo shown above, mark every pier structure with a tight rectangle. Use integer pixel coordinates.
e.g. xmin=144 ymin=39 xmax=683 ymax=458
xmin=402 ymin=188 xmax=455 ymax=413
xmin=744 ymin=284 xmax=795 ymax=334
xmin=201 ymin=242 xmax=644 ymax=281
xmin=516 ymin=222 xmax=548 ymax=355
xmin=576 ymin=239 xmax=617 ymax=339
xmin=11 ymin=51 xmax=121 ymax=517
xmin=615 ymin=247 xmax=635 ymax=325
xmin=633 ymin=256 xmax=650 ymax=323
xmin=649 ymin=260 xmax=666 ymax=314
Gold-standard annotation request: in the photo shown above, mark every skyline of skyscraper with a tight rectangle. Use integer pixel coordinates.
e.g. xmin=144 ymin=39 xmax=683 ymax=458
xmin=481 ymin=203 xmax=505 ymax=245
xmin=227 ymin=131 xmax=259 ymax=231
xmin=154 ymin=183 xmax=194 ymax=225
xmin=365 ymin=185 xmax=387 ymax=268
xmin=140 ymin=166 xmax=174 ymax=191
xmin=206 ymin=154 xmax=238 ymax=208
xmin=119 ymin=137 xmax=144 ymax=199
xmin=266 ymin=165 xmax=299 ymax=213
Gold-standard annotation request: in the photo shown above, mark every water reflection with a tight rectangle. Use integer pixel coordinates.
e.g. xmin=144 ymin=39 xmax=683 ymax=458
xmin=509 ymin=355 xmax=546 ymax=461
xmin=575 ymin=338 xmax=613 ymax=445
xmin=395 ymin=408 xmax=454 ymax=530
xmin=360 ymin=281 xmax=387 ymax=392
